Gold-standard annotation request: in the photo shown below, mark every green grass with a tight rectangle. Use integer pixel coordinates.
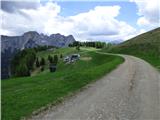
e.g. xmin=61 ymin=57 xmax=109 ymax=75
xmin=32 ymin=47 xmax=84 ymax=75
xmin=102 ymin=28 xmax=160 ymax=70
xmin=2 ymin=48 xmax=124 ymax=120
xmin=106 ymin=44 xmax=160 ymax=68
xmin=37 ymin=47 xmax=78 ymax=59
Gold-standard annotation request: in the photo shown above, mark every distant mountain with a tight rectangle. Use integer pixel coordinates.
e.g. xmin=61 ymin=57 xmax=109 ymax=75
xmin=106 ymin=27 xmax=160 ymax=69
xmin=1 ymin=31 xmax=75 ymax=52
xmin=1 ymin=31 xmax=76 ymax=79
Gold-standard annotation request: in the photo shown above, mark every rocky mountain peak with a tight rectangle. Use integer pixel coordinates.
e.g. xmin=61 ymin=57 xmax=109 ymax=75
xmin=22 ymin=31 xmax=39 ymax=36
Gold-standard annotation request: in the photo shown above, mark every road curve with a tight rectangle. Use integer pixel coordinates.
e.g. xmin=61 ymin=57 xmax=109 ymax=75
xmin=30 ymin=54 xmax=160 ymax=120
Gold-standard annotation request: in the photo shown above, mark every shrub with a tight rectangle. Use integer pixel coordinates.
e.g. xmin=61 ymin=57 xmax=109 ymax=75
xmin=41 ymin=66 xmax=44 ymax=71
xmin=60 ymin=54 xmax=63 ymax=59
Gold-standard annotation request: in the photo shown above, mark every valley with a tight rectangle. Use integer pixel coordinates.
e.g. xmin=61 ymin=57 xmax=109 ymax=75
xmin=1 ymin=1 xmax=159 ymax=120
xmin=1 ymin=28 xmax=160 ymax=120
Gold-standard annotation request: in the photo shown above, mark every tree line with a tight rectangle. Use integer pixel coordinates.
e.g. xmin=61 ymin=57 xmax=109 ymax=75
xmin=69 ymin=41 xmax=106 ymax=48
xmin=11 ymin=48 xmax=36 ymax=77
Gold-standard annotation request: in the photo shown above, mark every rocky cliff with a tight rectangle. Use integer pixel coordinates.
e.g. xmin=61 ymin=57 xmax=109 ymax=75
xmin=1 ymin=31 xmax=75 ymax=52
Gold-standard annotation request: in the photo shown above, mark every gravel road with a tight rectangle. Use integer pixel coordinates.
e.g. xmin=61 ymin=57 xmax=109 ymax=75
xmin=30 ymin=54 xmax=160 ymax=120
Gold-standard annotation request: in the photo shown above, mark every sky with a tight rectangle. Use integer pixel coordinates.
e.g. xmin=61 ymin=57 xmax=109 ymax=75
xmin=1 ymin=0 xmax=159 ymax=42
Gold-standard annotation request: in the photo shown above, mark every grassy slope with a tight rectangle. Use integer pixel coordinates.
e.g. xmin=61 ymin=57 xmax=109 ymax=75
xmin=31 ymin=47 xmax=79 ymax=75
xmin=104 ymin=28 xmax=160 ymax=69
xmin=2 ymin=47 xmax=124 ymax=120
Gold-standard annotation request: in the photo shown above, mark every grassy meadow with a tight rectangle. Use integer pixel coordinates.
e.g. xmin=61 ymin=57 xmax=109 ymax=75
xmin=2 ymin=47 xmax=124 ymax=120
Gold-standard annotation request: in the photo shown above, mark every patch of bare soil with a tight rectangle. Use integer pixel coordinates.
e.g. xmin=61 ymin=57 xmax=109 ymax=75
xmin=80 ymin=57 xmax=92 ymax=61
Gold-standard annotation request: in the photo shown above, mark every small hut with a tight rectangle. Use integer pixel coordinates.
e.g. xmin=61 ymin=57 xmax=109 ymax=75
xmin=49 ymin=65 xmax=57 ymax=72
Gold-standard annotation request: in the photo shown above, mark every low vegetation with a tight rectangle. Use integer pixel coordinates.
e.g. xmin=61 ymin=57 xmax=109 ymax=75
xmin=2 ymin=47 xmax=124 ymax=120
xmin=103 ymin=28 xmax=160 ymax=70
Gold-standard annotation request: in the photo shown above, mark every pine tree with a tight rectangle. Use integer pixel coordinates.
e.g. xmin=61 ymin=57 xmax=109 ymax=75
xmin=60 ymin=54 xmax=63 ymax=59
xmin=53 ymin=55 xmax=58 ymax=65
xmin=36 ymin=58 xmax=40 ymax=67
xmin=16 ymin=63 xmax=30 ymax=77
xmin=76 ymin=45 xmax=80 ymax=51
xmin=40 ymin=57 xmax=45 ymax=66
xmin=48 ymin=55 xmax=53 ymax=63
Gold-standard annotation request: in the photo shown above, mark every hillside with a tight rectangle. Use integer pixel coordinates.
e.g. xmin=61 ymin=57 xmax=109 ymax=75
xmin=2 ymin=47 xmax=124 ymax=120
xmin=105 ymin=28 xmax=160 ymax=69
xmin=1 ymin=32 xmax=75 ymax=79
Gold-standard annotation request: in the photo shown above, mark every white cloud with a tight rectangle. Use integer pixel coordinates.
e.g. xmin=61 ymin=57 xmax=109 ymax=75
xmin=130 ymin=0 xmax=159 ymax=27
xmin=1 ymin=2 xmax=60 ymax=35
xmin=137 ymin=17 xmax=150 ymax=26
xmin=65 ymin=5 xmax=136 ymax=42
xmin=1 ymin=2 xmax=138 ymax=42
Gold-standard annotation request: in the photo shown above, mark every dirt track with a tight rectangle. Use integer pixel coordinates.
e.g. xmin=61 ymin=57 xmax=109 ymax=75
xmin=31 ymin=54 xmax=160 ymax=120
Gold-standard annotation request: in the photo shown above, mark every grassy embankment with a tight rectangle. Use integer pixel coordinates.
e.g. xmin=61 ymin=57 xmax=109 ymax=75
xmin=2 ymin=47 xmax=124 ymax=120
xmin=102 ymin=28 xmax=160 ymax=70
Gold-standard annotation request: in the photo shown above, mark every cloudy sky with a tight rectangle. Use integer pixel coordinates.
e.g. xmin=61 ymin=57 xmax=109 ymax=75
xmin=1 ymin=0 xmax=159 ymax=42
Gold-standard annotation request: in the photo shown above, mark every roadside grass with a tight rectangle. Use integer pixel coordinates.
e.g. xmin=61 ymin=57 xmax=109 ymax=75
xmin=2 ymin=48 xmax=124 ymax=120
xmin=102 ymin=28 xmax=160 ymax=70
xmin=102 ymin=44 xmax=160 ymax=70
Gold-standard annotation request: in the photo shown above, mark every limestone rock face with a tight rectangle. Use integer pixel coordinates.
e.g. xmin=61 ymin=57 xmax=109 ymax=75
xmin=1 ymin=31 xmax=76 ymax=52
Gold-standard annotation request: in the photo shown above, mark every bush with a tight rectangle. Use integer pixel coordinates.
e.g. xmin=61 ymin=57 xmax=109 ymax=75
xmin=41 ymin=66 xmax=44 ymax=71
xmin=60 ymin=54 xmax=63 ymax=59
xmin=76 ymin=45 xmax=80 ymax=51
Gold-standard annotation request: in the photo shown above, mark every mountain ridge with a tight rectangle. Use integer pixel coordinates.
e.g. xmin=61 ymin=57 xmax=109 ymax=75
xmin=1 ymin=31 xmax=76 ymax=52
